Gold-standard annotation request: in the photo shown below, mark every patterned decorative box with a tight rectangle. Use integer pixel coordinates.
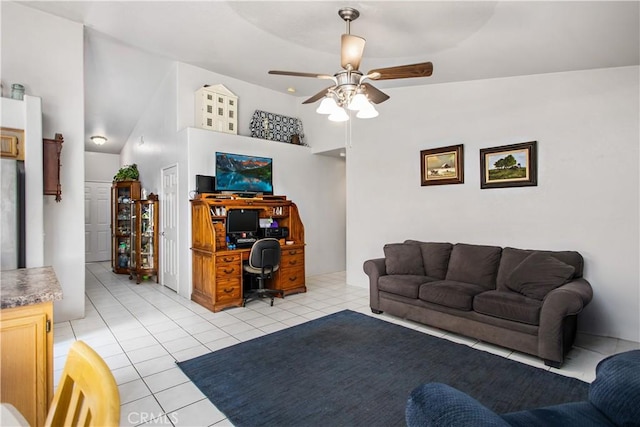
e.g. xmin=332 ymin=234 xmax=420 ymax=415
xmin=250 ymin=110 xmax=306 ymax=145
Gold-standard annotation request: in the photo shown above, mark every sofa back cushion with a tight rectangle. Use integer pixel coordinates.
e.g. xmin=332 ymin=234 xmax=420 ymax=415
xmin=445 ymin=243 xmax=502 ymax=289
xmin=384 ymin=243 xmax=425 ymax=275
xmin=506 ymin=252 xmax=576 ymax=300
xmin=405 ymin=241 xmax=453 ymax=280
xmin=496 ymin=247 xmax=583 ymax=291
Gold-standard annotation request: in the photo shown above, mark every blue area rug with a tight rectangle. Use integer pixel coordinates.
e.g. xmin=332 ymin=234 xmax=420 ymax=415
xmin=178 ymin=310 xmax=588 ymax=427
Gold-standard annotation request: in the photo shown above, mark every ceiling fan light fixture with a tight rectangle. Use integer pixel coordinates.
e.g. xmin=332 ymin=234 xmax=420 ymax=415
xmin=269 ymin=7 xmax=433 ymax=123
xmin=316 ymin=96 xmax=339 ymax=114
xmin=328 ymin=107 xmax=349 ymax=122
xmin=91 ymin=135 xmax=107 ymax=145
xmin=347 ymin=92 xmax=370 ymax=111
xmin=356 ymin=103 xmax=379 ymax=119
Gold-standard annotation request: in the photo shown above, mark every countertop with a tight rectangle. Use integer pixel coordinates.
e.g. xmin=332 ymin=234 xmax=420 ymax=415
xmin=0 ymin=266 xmax=63 ymax=309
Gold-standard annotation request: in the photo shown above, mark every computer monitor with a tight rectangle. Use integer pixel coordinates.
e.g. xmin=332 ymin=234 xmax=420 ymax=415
xmin=226 ymin=209 xmax=259 ymax=235
xmin=196 ymin=175 xmax=216 ymax=194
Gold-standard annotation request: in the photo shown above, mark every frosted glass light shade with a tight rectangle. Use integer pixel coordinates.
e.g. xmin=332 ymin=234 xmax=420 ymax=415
xmin=316 ymin=97 xmax=338 ymax=114
xmin=347 ymin=93 xmax=370 ymax=111
xmin=356 ymin=103 xmax=378 ymax=119
xmin=328 ymin=107 xmax=349 ymax=122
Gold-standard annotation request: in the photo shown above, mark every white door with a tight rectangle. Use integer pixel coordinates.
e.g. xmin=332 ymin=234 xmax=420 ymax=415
xmin=161 ymin=165 xmax=178 ymax=291
xmin=85 ymin=182 xmax=111 ymax=262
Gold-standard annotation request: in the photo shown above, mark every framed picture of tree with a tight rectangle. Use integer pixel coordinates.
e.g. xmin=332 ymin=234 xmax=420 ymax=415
xmin=480 ymin=141 xmax=537 ymax=189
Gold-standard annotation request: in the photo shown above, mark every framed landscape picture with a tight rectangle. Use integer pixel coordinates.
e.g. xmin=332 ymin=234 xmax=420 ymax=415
xmin=480 ymin=141 xmax=537 ymax=189
xmin=420 ymin=144 xmax=464 ymax=186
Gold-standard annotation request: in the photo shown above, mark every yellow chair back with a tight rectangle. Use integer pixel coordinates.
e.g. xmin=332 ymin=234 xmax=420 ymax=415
xmin=44 ymin=340 xmax=120 ymax=426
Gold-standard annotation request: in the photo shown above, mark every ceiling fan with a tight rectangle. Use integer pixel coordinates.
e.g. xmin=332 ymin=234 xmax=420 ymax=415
xmin=268 ymin=7 xmax=433 ymax=121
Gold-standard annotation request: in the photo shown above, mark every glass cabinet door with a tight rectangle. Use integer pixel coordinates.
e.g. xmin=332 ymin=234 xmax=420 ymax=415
xmin=140 ymin=202 xmax=155 ymax=270
xmin=112 ymin=181 xmax=140 ymax=274
xmin=129 ymin=195 xmax=159 ymax=284
xmin=129 ymin=201 xmax=138 ymax=270
xmin=115 ymin=188 xmax=133 ymax=271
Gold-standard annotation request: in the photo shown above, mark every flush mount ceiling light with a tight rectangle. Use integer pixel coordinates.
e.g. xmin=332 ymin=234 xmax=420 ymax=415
xmin=268 ymin=7 xmax=433 ymax=122
xmin=90 ymin=135 xmax=107 ymax=146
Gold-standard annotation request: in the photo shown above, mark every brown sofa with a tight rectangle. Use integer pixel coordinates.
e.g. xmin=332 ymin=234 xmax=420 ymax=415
xmin=363 ymin=241 xmax=593 ymax=367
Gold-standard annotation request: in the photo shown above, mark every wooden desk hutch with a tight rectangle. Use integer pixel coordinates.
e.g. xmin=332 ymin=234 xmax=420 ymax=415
xmin=191 ymin=194 xmax=306 ymax=312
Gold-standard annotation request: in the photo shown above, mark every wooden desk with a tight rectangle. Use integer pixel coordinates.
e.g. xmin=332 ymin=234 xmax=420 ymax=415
xmin=191 ymin=195 xmax=306 ymax=312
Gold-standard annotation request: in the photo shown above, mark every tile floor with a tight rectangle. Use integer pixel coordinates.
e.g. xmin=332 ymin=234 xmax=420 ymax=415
xmin=53 ymin=262 xmax=640 ymax=427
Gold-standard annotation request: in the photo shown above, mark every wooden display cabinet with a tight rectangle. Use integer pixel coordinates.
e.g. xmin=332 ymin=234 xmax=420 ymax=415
xmin=191 ymin=194 xmax=306 ymax=312
xmin=111 ymin=181 xmax=141 ymax=274
xmin=129 ymin=194 xmax=159 ymax=284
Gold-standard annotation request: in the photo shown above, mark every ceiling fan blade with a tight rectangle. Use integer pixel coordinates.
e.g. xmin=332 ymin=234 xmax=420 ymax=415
xmin=302 ymin=86 xmax=336 ymax=104
xmin=361 ymin=83 xmax=390 ymax=104
xmin=341 ymin=34 xmax=366 ymax=70
xmin=268 ymin=70 xmax=334 ymax=80
xmin=367 ymin=62 xmax=433 ymax=80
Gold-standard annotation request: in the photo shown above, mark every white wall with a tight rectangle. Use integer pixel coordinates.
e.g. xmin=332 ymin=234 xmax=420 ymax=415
xmin=2 ymin=3 xmax=86 ymax=321
xmin=122 ymin=62 xmax=347 ymax=299
xmin=346 ymin=66 xmax=639 ymax=342
xmin=85 ymin=152 xmax=120 ymax=182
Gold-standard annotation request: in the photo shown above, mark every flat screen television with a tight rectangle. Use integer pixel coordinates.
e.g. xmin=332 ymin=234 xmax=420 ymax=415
xmin=215 ymin=152 xmax=273 ymax=195
xmin=226 ymin=209 xmax=259 ymax=235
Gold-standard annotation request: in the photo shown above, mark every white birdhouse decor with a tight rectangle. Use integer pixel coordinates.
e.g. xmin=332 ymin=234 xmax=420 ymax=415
xmin=195 ymin=84 xmax=238 ymax=134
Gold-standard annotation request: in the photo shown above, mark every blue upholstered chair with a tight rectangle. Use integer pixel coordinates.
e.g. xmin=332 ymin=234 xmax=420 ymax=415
xmin=406 ymin=350 xmax=640 ymax=427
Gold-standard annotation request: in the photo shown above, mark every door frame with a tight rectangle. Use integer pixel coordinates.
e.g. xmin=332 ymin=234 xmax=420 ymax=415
xmin=84 ymin=180 xmax=113 ymax=263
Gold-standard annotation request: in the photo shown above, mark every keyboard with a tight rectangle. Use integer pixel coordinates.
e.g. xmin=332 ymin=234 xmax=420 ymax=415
xmin=235 ymin=237 xmax=257 ymax=248
xmin=236 ymin=237 xmax=257 ymax=244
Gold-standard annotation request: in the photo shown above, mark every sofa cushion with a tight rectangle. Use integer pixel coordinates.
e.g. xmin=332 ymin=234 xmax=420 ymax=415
xmin=405 ymin=241 xmax=453 ymax=280
xmin=496 ymin=247 xmax=584 ymax=291
xmin=473 ymin=290 xmax=543 ymax=325
xmin=384 ymin=243 xmax=425 ymax=276
xmin=506 ymin=252 xmax=575 ymax=300
xmin=445 ymin=244 xmax=502 ymax=289
xmin=419 ymin=280 xmax=487 ymax=311
xmin=379 ymin=275 xmax=436 ymax=299
xmin=589 ymin=350 xmax=640 ymax=426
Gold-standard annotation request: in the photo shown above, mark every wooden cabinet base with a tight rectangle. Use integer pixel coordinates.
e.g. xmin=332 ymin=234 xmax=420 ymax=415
xmin=0 ymin=302 xmax=53 ymax=427
xmin=191 ymin=289 xmax=243 ymax=312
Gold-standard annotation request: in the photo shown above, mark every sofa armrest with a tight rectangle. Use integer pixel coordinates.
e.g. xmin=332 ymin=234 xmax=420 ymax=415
xmin=406 ymin=383 xmax=510 ymax=427
xmin=363 ymin=258 xmax=387 ymax=312
xmin=538 ymin=277 xmax=594 ymax=364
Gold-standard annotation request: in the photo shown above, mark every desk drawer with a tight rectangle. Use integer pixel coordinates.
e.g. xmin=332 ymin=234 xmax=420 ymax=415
xmin=277 ymin=266 xmax=305 ymax=291
xmin=281 ymin=252 xmax=304 ymax=269
xmin=216 ymin=263 xmax=241 ymax=280
xmin=282 ymin=247 xmax=303 ymax=257
xmin=216 ymin=279 xmax=241 ymax=301
xmin=217 ymin=253 xmax=241 ymax=264
xmin=216 ymin=253 xmax=242 ymax=280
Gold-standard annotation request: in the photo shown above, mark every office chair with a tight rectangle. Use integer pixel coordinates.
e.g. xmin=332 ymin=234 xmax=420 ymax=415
xmin=243 ymin=238 xmax=284 ymax=307
xmin=45 ymin=340 xmax=120 ymax=426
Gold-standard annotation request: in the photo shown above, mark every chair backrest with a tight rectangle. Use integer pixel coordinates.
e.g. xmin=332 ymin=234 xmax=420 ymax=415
xmin=45 ymin=340 xmax=120 ymax=427
xmin=248 ymin=238 xmax=281 ymax=271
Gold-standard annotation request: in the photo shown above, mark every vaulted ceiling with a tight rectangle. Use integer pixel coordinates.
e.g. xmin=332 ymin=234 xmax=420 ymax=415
xmin=20 ymin=1 xmax=640 ymax=154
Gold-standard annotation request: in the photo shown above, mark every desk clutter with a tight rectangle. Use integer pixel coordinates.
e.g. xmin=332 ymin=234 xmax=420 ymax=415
xmin=191 ymin=194 xmax=305 ymax=312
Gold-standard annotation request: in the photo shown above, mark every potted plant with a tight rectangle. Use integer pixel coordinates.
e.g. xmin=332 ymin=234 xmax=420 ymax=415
xmin=113 ymin=164 xmax=140 ymax=181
